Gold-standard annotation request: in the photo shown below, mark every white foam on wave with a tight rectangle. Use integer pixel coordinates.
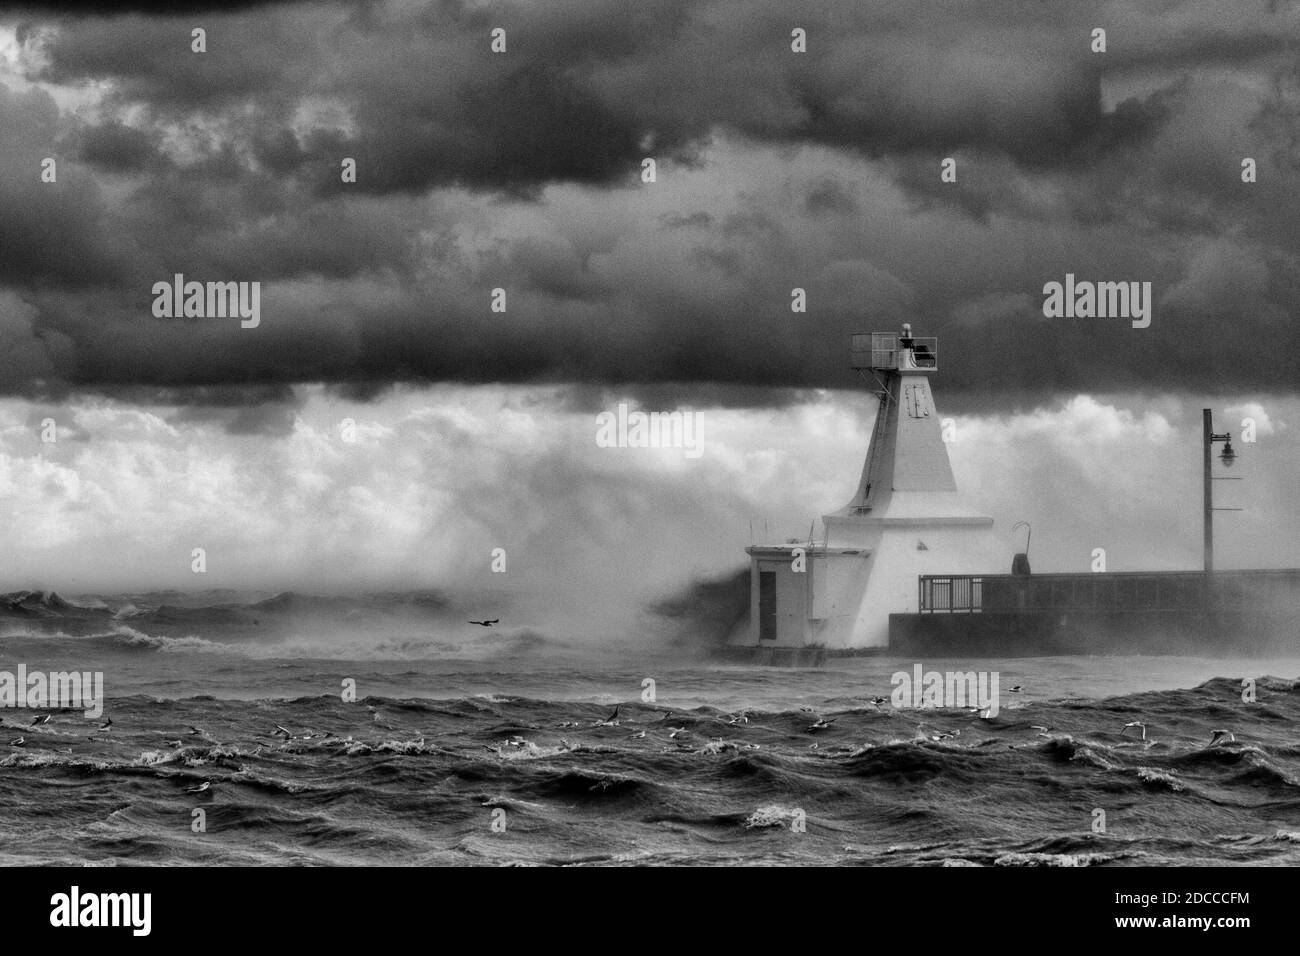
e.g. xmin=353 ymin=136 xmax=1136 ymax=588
xmin=0 ymin=752 xmax=108 ymax=770
xmin=1136 ymin=767 xmax=1184 ymax=791
xmin=2 ymin=619 xmax=555 ymax=663
xmin=744 ymin=805 xmax=804 ymax=829
xmin=994 ymin=852 xmax=1113 ymax=867
xmin=109 ymin=625 xmax=236 ymax=654
xmin=484 ymin=739 xmax=576 ymax=760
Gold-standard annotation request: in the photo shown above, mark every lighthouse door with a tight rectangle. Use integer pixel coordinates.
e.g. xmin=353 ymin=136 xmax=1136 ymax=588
xmin=759 ymin=572 xmax=777 ymax=641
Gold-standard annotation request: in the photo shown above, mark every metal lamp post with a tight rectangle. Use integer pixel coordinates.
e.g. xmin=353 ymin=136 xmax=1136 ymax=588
xmin=1203 ymin=408 xmax=1240 ymax=575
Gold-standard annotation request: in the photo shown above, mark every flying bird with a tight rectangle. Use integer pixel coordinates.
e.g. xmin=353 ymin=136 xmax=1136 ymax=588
xmin=98 ymin=718 xmax=113 ymax=731
xmin=592 ymin=706 xmax=620 ymax=727
xmin=29 ymin=714 xmax=51 ymax=726
xmin=468 ymin=619 xmax=500 ymax=627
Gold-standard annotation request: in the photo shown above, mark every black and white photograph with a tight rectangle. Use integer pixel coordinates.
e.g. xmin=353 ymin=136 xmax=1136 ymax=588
xmin=0 ymin=0 xmax=1296 ymax=925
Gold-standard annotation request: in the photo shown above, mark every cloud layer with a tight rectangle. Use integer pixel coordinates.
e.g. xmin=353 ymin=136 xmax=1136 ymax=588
xmin=0 ymin=3 xmax=1297 ymax=605
xmin=0 ymin=1 xmax=1294 ymax=405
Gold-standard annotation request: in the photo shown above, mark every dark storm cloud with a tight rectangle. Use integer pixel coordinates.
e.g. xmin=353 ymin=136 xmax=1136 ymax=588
xmin=75 ymin=119 xmax=164 ymax=173
xmin=0 ymin=86 xmax=132 ymax=288
xmin=9 ymin=1 xmax=299 ymax=13
xmin=0 ymin=0 xmax=1297 ymax=405
xmin=26 ymin=1 xmax=1134 ymax=192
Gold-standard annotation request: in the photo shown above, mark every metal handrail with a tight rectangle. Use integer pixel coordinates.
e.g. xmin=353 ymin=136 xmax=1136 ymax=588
xmin=917 ymin=569 xmax=1300 ymax=613
xmin=851 ymin=333 xmax=938 ymax=370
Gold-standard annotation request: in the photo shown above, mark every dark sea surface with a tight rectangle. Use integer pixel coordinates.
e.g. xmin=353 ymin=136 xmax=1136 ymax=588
xmin=1 ymin=591 xmax=1298 ymax=866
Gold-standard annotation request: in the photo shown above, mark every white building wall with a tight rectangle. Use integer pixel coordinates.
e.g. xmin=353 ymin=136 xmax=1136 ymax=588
xmin=841 ymin=524 xmax=1005 ymax=647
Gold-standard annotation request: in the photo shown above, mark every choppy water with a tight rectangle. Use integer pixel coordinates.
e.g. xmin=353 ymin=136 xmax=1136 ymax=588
xmin=1 ymin=591 xmax=1298 ymax=866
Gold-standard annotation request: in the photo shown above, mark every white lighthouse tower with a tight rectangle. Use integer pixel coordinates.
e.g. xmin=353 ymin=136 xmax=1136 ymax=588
xmin=740 ymin=325 xmax=1003 ymax=653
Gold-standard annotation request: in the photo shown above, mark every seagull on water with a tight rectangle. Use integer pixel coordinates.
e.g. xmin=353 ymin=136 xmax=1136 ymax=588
xmin=185 ymin=780 xmax=211 ymax=794
xmin=9 ymin=736 xmax=24 ymax=747
xmin=1119 ymin=721 xmax=1147 ymax=741
xmin=1008 ymin=685 xmax=1024 ymax=693
xmin=667 ymin=727 xmax=688 ymax=739
xmin=628 ymin=730 xmax=646 ymax=739
xmin=165 ymin=739 xmax=183 ymax=748
xmin=1208 ymin=729 xmax=1236 ymax=747
xmin=808 ymin=716 xmax=837 ymax=731
xmin=869 ymin=697 xmax=888 ymax=706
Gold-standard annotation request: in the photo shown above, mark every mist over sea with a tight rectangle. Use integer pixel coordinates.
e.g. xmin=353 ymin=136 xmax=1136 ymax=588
xmin=1 ymin=590 xmax=1298 ymax=866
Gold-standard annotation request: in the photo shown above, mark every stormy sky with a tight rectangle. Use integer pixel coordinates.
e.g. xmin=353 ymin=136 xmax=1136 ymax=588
xmin=1 ymin=0 xmax=1298 ymax=610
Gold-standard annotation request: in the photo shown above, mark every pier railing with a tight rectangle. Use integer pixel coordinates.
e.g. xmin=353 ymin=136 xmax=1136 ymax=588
xmin=918 ymin=569 xmax=1300 ymax=614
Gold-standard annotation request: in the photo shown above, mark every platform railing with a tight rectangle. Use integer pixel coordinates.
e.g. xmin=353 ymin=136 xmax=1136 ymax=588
xmin=851 ymin=333 xmax=938 ymax=370
xmin=919 ymin=570 xmax=1300 ymax=614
